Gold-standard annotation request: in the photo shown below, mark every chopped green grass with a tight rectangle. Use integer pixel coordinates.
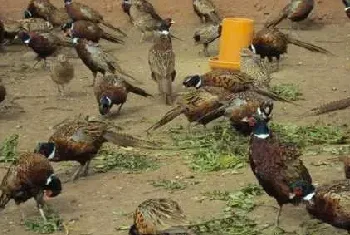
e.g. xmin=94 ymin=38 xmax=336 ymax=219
xmin=93 ymin=146 xmax=159 ymax=173
xmin=270 ymin=123 xmax=348 ymax=148
xmin=169 ymin=122 xmax=349 ymax=173
xmin=150 ymin=179 xmax=188 ymax=191
xmin=191 ymin=184 xmax=263 ymax=235
xmin=169 ymin=124 xmax=249 ymax=172
xmin=0 ymin=134 xmax=19 ymax=163
xmin=270 ymin=83 xmax=303 ymax=101
xmin=24 ymin=207 xmax=63 ymax=234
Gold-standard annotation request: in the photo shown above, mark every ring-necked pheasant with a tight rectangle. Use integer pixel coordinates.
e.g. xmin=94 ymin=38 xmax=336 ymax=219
xmin=0 ymin=152 xmax=62 ymax=222
xmin=249 ymin=101 xmax=315 ymax=227
xmin=249 ymin=27 xmax=332 ymax=70
xmin=148 ymin=26 xmax=176 ymax=105
xmin=62 ymin=20 xmax=125 ymax=44
xmin=192 ymin=0 xmax=221 ymax=24
xmin=35 ymin=115 xmax=160 ymax=181
xmin=94 ymin=74 xmax=152 ymax=116
xmin=146 ymin=89 xmax=222 ymax=133
xmin=73 ymin=38 xmax=138 ymax=86
xmin=64 ymin=0 xmax=126 ymax=36
xmin=129 ymin=198 xmax=193 ymax=235
xmin=305 ymin=157 xmax=350 ymax=232
xmin=49 ymin=53 xmax=74 ymax=96
xmin=17 ymin=31 xmax=74 ymax=68
xmin=265 ymin=0 xmax=314 ymax=28
xmin=26 ymin=0 xmax=57 ymax=21
xmin=343 ymin=0 xmax=350 ymax=18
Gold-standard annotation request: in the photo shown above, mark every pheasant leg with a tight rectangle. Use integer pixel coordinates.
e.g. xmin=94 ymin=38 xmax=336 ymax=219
xmin=275 ymin=205 xmax=283 ymax=227
xmin=115 ymin=103 xmax=124 ymax=115
xmin=203 ymin=43 xmax=210 ymax=57
xmin=140 ymin=32 xmax=145 ymax=43
xmin=90 ymin=72 xmax=97 ymax=87
xmin=81 ymin=160 xmax=91 ymax=177
xmin=71 ymin=165 xmax=84 ymax=181
xmin=35 ymin=192 xmax=47 ymax=222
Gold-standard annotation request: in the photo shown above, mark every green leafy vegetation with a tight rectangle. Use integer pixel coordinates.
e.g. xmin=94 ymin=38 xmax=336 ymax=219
xmin=169 ymin=122 xmax=348 ymax=173
xmin=93 ymin=146 xmax=159 ymax=173
xmin=24 ymin=207 xmax=63 ymax=234
xmin=191 ymin=184 xmax=263 ymax=235
xmin=0 ymin=134 xmax=19 ymax=163
xmin=270 ymin=83 xmax=303 ymax=101
xmin=150 ymin=179 xmax=188 ymax=191
xmin=270 ymin=123 xmax=348 ymax=148
xmin=169 ymin=124 xmax=249 ymax=172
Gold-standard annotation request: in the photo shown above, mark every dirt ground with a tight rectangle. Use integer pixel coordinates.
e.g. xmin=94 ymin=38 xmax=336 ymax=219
xmin=1 ymin=0 xmax=350 ymax=234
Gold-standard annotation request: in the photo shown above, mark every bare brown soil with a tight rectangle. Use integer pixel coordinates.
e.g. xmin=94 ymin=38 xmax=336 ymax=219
xmin=1 ymin=0 xmax=350 ymax=234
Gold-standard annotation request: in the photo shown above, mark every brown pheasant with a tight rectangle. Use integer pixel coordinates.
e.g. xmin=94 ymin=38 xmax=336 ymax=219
xmin=94 ymin=74 xmax=152 ymax=116
xmin=193 ymin=0 xmax=221 ymax=24
xmin=35 ymin=115 xmax=160 ymax=181
xmin=147 ymin=89 xmax=222 ymax=133
xmin=0 ymin=152 xmax=62 ymax=222
xmin=148 ymin=27 xmax=176 ymax=105
xmin=129 ymin=198 xmax=193 ymax=235
xmin=265 ymin=0 xmax=314 ymax=28
xmin=250 ymin=27 xmax=332 ymax=69
xmin=49 ymin=53 xmax=74 ymax=96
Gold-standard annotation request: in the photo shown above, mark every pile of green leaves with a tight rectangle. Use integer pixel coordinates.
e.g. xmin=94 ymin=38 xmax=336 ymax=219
xmin=0 ymin=134 xmax=19 ymax=163
xmin=270 ymin=83 xmax=303 ymax=101
xmin=191 ymin=184 xmax=263 ymax=235
xmin=93 ymin=146 xmax=158 ymax=173
xmin=24 ymin=207 xmax=63 ymax=234
xmin=169 ymin=124 xmax=249 ymax=172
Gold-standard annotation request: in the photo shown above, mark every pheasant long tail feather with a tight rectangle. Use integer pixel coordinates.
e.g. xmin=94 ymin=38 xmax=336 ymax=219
xmin=146 ymin=106 xmax=184 ymax=133
xmin=103 ymin=131 xmax=162 ymax=149
xmin=194 ymin=106 xmax=226 ymax=126
xmin=124 ymin=82 xmax=152 ymax=97
xmin=286 ymin=36 xmax=333 ymax=55
xmin=102 ymin=31 xmax=125 ymax=44
xmin=311 ymin=97 xmax=350 ymax=115
xmin=101 ymin=22 xmax=127 ymax=37
xmin=264 ymin=11 xmax=287 ymax=28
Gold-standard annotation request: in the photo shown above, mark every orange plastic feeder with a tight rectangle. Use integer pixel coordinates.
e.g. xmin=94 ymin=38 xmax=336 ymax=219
xmin=209 ymin=18 xmax=254 ymax=71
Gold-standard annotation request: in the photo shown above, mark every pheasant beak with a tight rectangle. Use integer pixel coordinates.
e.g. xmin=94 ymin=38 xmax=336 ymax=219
xmin=170 ymin=20 xmax=175 ymax=24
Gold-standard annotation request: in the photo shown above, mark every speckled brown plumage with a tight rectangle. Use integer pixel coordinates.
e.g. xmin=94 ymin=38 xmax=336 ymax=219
xmin=129 ymin=0 xmax=174 ymax=42
xmin=196 ymin=91 xmax=273 ymax=135
xmin=148 ymin=29 xmax=176 ymax=105
xmin=265 ymin=0 xmax=314 ymax=28
xmin=94 ymin=74 xmax=152 ymax=116
xmin=251 ymin=27 xmax=332 ymax=68
xmin=0 ymin=152 xmax=61 ymax=221
xmin=306 ymin=161 xmax=350 ymax=233
xmin=129 ymin=198 xmax=193 ymax=235
xmin=193 ymin=23 xmax=221 ymax=57
xmin=147 ymin=90 xmax=222 ymax=132
xmin=50 ymin=54 xmax=74 ymax=96
xmin=249 ymin=103 xmax=314 ymax=226
xmin=35 ymin=115 xmax=160 ymax=181
xmin=73 ymin=38 xmax=136 ymax=86
xmin=192 ymin=0 xmax=221 ymax=24
xmin=64 ymin=0 xmax=125 ymax=35
xmin=63 ymin=20 xmax=124 ymax=44
xmin=310 ymin=97 xmax=350 ymax=115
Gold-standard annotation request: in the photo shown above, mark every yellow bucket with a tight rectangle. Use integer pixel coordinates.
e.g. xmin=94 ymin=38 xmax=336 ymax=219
xmin=209 ymin=18 xmax=254 ymax=71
